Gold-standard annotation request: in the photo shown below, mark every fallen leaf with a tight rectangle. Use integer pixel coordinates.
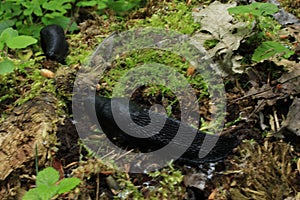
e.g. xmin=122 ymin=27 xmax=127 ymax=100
xmin=243 ymin=68 xmax=300 ymax=113
xmin=192 ymin=1 xmax=251 ymax=75
xmin=186 ymin=66 xmax=196 ymax=76
xmin=41 ymin=69 xmax=55 ymax=78
xmin=208 ymin=188 xmax=217 ymax=200
xmin=281 ymin=97 xmax=300 ymax=136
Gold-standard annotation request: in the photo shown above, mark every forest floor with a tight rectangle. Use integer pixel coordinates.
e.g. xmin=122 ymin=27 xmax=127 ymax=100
xmin=0 ymin=0 xmax=300 ymax=199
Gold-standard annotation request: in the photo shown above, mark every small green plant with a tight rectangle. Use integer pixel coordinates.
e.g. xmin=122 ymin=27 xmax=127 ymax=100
xmin=0 ymin=0 xmax=77 ymax=38
xmin=136 ymin=1 xmax=200 ymax=34
xmin=0 ymin=28 xmax=37 ymax=53
xmin=77 ymin=0 xmax=144 ymax=14
xmin=0 ymin=27 xmax=37 ymax=75
xmin=0 ymin=0 xmax=144 ymax=39
xmin=22 ymin=167 xmax=81 ymax=200
xmin=116 ymin=176 xmax=144 ymax=199
xmin=228 ymin=2 xmax=295 ymax=62
xmin=203 ymin=39 xmax=219 ymax=50
xmin=228 ymin=2 xmax=278 ymax=16
xmin=252 ymin=41 xmax=294 ymax=62
xmin=147 ymin=162 xmax=185 ymax=199
xmin=115 ymin=162 xmax=184 ymax=199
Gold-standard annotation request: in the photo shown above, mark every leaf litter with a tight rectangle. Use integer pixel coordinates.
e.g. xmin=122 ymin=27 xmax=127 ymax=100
xmin=0 ymin=1 xmax=300 ymax=199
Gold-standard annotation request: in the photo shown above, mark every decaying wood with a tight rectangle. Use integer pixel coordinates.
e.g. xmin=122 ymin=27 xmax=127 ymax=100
xmin=0 ymin=93 xmax=61 ymax=180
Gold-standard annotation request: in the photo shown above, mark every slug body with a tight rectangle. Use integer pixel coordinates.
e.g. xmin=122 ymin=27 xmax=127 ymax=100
xmin=40 ymin=24 xmax=69 ymax=64
xmin=92 ymin=96 xmax=240 ymax=165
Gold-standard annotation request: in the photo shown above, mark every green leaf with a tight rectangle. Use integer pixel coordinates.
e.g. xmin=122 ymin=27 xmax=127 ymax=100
xmin=0 ymin=20 xmax=15 ymax=34
xmin=252 ymin=41 xmax=295 ymax=62
xmin=42 ymin=16 xmax=78 ymax=31
xmin=22 ymin=185 xmax=58 ymax=200
xmin=44 ymin=12 xmax=64 ymax=18
xmin=76 ymin=1 xmax=98 ymax=7
xmin=0 ymin=59 xmax=15 ymax=74
xmin=251 ymin=2 xmax=278 ymax=16
xmin=228 ymin=5 xmax=253 ymax=15
xmin=23 ymin=8 xmax=32 ymax=16
xmin=107 ymin=0 xmax=139 ymax=13
xmin=0 ymin=2 xmax=23 ymax=20
xmin=17 ymin=24 xmax=43 ymax=39
xmin=43 ymin=2 xmax=60 ymax=12
xmin=97 ymin=2 xmax=108 ymax=10
xmin=22 ymin=0 xmax=43 ymax=16
xmin=35 ymin=185 xmax=58 ymax=200
xmin=22 ymin=168 xmax=60 ymax=200
xmin=42 ymin=0 xmax=72 ymax=13
xmin=0 ymin=27 xmax=18 ymax=43
xmin=57 ymin=178 xmax=81 ymax=194
xmin=228 ymin=2 xmax=278 ymax=16
xmin=22 ymin=188 xmax=40 ymax=200
xmin=6 ymin=35 xmax=37 ymax=49
xmin=36 ymin=167 xmax=59 ymax=187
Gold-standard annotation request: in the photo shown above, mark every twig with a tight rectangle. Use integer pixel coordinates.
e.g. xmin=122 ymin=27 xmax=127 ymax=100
xmin=230 ymin=87 xmax=273 ymax=102
xmin=230 ymin=75 xmax=300 ymax=103
xmin=248 ymin=99 xmax=266 ymax=119
xmin=96 ymin=173 xmax=99 ymax=200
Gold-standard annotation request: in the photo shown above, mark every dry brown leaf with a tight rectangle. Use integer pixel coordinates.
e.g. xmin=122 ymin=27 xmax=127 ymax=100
xmin=208 ymin=188 xmax=217 ymax=200
xmin=186 ymin=66 xmax=196 ymax=76
xmin=192 ymin=1 xmax=251 ymax=75
xmin=281 ymin=97 xmax=300 ymax=136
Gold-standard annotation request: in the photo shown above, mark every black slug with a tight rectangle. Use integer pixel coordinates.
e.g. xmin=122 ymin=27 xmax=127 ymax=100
xmin=90 ymin=95 xmax=240 ymax=166
xmin=40 ymin=24 xmax=69 ymax=64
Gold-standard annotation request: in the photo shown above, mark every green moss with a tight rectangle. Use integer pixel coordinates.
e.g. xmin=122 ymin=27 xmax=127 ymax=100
xmin=204 ymin=39 xmax=219 ymax=50
xmin=147 ymin=162 xmax=185 ymax=199
xmin=278 ymin=0 xmax=300 ymax=18
xmin=133 ymin=1 xmax=200 ymax=34
xmin=0 ymin=59 xmax=55 ymax=107
xmin=115 ymin=162 xmax=185 ymax=199
xmin=98 ymin=49 xmax=209 ymax=119
xmin=116 ymin=175 xmax=144 ymax=199
xmin=67 ymin=33 xmax=94 ymax=65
